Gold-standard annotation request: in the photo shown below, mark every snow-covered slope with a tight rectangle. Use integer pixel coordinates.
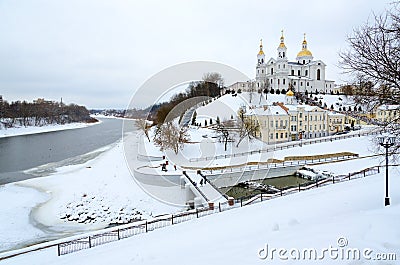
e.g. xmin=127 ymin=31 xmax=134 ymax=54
xmin=3 ymin=168 xmax=399 ymax=264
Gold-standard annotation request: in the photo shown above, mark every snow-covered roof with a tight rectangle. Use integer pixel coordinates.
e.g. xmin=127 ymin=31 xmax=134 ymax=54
xmin=377 ymin=105 xmax=400 ymax=111
xmin=248 ymin=106 xmax=288 ymax=116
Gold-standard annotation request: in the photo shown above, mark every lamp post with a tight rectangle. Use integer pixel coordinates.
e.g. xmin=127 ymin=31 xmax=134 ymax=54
xmin=299 ymin=130 xmax=305 ymax=147
xmin=378 ymin=134 xmax=396 ymax=206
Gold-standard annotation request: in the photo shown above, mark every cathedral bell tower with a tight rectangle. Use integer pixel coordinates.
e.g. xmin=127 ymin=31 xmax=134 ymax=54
xmin=257 ymin=39 xmax=265 ymax=65
xmin=256 ymin=39 xmax=266 ymax=89
xmin=277 ymin=30 xmax=287 ymax=60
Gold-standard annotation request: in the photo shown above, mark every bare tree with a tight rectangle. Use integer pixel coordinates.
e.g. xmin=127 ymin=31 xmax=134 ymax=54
xmin=202 ymin=72 xmax=224 ymax=87
xmin=153 ymin=122 xmax=190 ymax=154
xmin=134 ymin=118 xmax=151 ymax=142
xmin=236 ymin=107 xmax=260 ymax=147
xmin=339 ymin=2 xmax=400 ymax=150
xmin=339 ymin=3 xmax=400 ymax=109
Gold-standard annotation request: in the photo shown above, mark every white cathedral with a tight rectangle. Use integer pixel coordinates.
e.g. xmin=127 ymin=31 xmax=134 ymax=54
xmin=227 ymin=32 xmax=335 ymax=94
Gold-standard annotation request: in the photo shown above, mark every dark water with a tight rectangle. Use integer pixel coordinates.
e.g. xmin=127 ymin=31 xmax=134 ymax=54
xmin=225 ymin=175 xmax=313 ymax=199
xmin=0 ymin=118 xmax=131 ymax=184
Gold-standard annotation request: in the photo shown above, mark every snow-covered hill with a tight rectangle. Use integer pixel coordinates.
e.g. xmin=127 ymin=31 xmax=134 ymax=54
xmin=3 ymin=167 xmax=399 ymax=264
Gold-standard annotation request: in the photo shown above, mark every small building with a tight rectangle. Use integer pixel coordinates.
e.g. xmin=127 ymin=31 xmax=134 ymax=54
xmin=246 ymin=90 xmax=345 ymax=144
xmin=376 ymin=105 xmax=400 ymax=123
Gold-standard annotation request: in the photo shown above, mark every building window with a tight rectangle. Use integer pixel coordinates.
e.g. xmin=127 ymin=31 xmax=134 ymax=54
xmin=294 ymin=81 xmax=296 ymax=86
xmin=305 ymin=70 xmax=308 ymax=76
xmin=291 ymin=70 xmax=294 ymax=75
xmin=283 ymin=79 xmax=286 ymax=85
xmin=305 ymin=116 xmax=307 ymax=121
xmin=280 ymin=133 xmax=284 ymax=138
xmin=283 ymin=64 xmax=286 ymax=68
xmin=299 ymin=113 xmax=303 ymax=118
xmin=307 ymin=82 xmax=309 ymax=86
xmin=298 ymin=70 xmax=301 ymax=76
xmin=300 ymin=82 xmax=303 ymax=86
xmin=300 ymin=121 xmax=303 ymax=126
xmin=278 ymin=79 xmax=280 ymax=85
xmin=262 ymin=69 xmax=264 ymax=73
xmin=303 ymin=60 xmax=305 ymax=64
xmin=270 ymin=133 xmax=273 ymax=139
xmin=276 ymin=133 xmax=279 ymax=139
xmin=310 ymin=115 xmax=312 ymax=121
xmin=317 ymin=69 xmax=321 ymax=80
xmin=285 ymin=132 xmax=288 ymax=138
xmin=278 ymin=64 xmax=280 ymax=69
xmin=270 ymin=121 xmax=273 ymax=127
xmin=271 ymin=68 xmax=274 ymax=75
xmin=275 ymin=121 xmax=278 ymax=128
xmin=283 ymin=52 xmax=285 ymax=58
xmin=310 ymin=125 xmax=312 ymax=131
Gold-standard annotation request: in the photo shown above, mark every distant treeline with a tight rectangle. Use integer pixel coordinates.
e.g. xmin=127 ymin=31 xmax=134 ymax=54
xmin=150 ymin=80 xmax=222 ymax=124
xmin=0 ymin=98 xmax=96 ymax=128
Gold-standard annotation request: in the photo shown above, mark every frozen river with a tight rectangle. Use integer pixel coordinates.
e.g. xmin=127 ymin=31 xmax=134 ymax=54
xmin=0 ymin=118 xmax=135 ymax=184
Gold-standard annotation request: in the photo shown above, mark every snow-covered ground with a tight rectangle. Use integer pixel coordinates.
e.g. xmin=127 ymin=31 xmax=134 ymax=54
xmin=0 ymin=121 xmax=100 ymax=138
xmin=0 ymin=132 xmax=182 ymax=253
xmin=3 ymin=167 xmax=399 ymax=264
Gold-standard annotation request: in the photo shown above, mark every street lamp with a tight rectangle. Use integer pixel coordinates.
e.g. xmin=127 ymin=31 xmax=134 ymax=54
xmin=377 ymin=134 xmax=396 ymax=206
xmin=299 ymin=130 xmax=305 ymax=147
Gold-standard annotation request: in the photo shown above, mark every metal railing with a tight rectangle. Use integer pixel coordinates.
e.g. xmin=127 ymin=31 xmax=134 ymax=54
xmin=0 ymin=165 xmax=383 ymax=261
xmin=189 ymin=130 xmax=379 ymax=162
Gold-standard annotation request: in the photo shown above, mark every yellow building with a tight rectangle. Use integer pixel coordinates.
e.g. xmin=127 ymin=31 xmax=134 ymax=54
xmin=246 ymin=90 xmax=345 ymax=144
xmin=376 ymin=105 xmax=400 ymax=123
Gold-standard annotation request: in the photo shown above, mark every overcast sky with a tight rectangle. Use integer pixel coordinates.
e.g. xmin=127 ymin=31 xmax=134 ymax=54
xmin=0 ymin=0 xmax=391 ymax=109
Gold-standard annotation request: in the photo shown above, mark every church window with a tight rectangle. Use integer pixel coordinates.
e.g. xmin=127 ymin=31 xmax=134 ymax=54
xmin=317 ymin=69 xmax=321 ymax=80
xmin=298 ymin=70 xmax=301 ymax=76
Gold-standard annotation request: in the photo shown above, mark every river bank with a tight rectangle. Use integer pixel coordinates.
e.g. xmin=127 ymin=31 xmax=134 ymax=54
xmin=0 ymin=120 xmax=101 ymax=139
xmin=0 ymin=132 xmax=181 ymax=253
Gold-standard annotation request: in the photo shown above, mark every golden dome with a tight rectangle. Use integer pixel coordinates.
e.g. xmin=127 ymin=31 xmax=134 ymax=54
xmin=258 ymin=39 xmax=264 ymax=56
xmin=297 ymin=49 xmax=313 ymax=57
xmin=279 ymin=30 xmax=286 ymax=49
xmin=297 ymin=33 xmax=312 ymax=57
xmin=286 ymin=90 xmax=294 ymax=96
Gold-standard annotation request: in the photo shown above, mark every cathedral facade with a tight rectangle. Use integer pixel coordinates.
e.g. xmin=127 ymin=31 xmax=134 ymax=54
xmin=255 ymin=32 xmax=335 ymax=93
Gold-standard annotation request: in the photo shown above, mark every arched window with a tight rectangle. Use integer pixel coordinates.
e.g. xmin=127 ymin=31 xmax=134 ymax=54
xmin=317 ymin=69 xmax=321 ymax=80
xmin=298 ymin=70 xmax=301 ymax=76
